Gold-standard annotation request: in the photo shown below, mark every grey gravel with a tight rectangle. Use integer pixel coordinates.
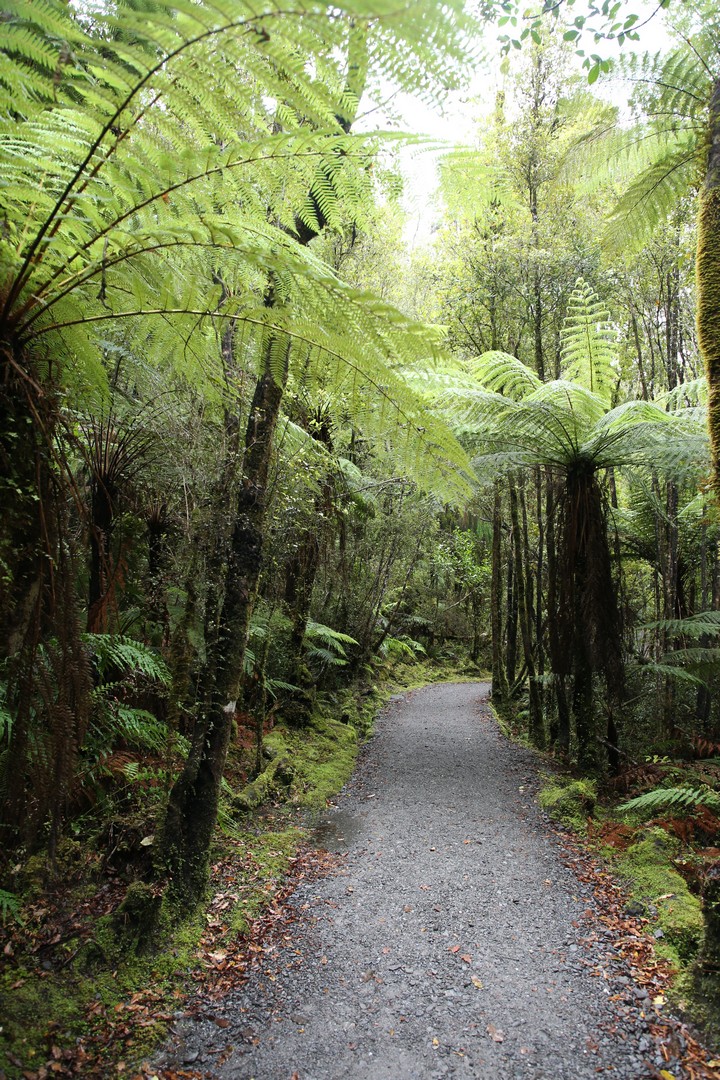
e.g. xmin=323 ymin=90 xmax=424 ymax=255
xmin=156 ymin=682 xmax=692 ymax=1079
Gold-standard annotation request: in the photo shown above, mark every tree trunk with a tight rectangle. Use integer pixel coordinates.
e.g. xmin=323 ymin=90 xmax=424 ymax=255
xmin=490 ymin=483 xmax=509 ymax=709
xmin=545 ymin=476 xmax=570 ymax=753
xmin=697 ymin=77 xmax=720 ymax=495
xmin=0 ymin=348 xmax=50 ymax=663
xmin=510 ymin=477 xmax=543 ymax=745
xmin=158 ymin=336 xmax=289 ymax=906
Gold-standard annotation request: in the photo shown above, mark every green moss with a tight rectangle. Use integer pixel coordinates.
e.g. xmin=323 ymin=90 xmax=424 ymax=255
xmin=616 ymin=828 xmax=704 ymax=966
xmin=233 ymin=711 xmax=358 ymax=813
xmin=538 ymin=776 xmax=597 ymax=831
xmin=225 ymin=827 xmax=301 ymax=935
xmin=0 ymin=877 xmax=213 ymax=1079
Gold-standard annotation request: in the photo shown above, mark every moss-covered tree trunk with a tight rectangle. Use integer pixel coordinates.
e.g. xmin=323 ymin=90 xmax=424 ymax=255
xmin=0 ymin=347 xmax=50 ymax=664
xmin=509 ymin=477 xmax=543 ymax=745
xmin=158 ymin=336 xmax=289 ymax=905
xmin=698 ymin=77 xmax=720 ymax=494
xmin=490 ymin=483 xmax=509 ymax=709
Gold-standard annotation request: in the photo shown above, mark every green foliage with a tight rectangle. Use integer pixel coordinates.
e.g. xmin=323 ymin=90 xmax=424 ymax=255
xmin=598 ymin=15 xmax=720 ymax=252
xmin=619 ymin=786 xmax=720 ymax=814
xmin=561 ymin=279 xmax=617 ymax=406
xmin=84 ymin=634 xmax=170 ymax=688
xmin=0 ymin=889 xmax=22 ymax=926
xmin=0 ymin=0 xmax=477 ymax=505
xmin=378 ymin=635 xmax=427 ymax=660
xmin=304 ymin=620 xmax=358 ymax=667
xmin=432 ymin=280 xmax=685 ymax=476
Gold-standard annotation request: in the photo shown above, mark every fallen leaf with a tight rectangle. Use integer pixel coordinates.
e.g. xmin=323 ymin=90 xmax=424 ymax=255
xmin=471 ymin=976 xmax=484 ymax=989
xmin=432 ymin=1037 xmax=440 ymax=1047
xmin=487 ymin=1023 xmax=505 ymax=1043
xmin=461 ymin=954 xmax=472 ymax=963
xmin=448 ymin=945 xmax=460 ymax=954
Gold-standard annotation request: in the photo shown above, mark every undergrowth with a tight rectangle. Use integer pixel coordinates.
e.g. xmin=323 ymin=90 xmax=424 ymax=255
xmin=0 ymin=654 xmax=476 ymax=1077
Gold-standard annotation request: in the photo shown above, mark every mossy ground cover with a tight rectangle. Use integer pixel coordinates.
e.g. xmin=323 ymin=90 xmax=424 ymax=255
xmin=533 ymin=765 xmax=720 ymax=1048
xmin=0 ymin=701 xmax=365 ymax=1078
xmin=0 ymin=659 xmax=462 ymax=1078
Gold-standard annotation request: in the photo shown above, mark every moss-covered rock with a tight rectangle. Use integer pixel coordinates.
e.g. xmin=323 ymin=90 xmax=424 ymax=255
xmin=232 ymin=712 xmax=357 ymax=813
xmin=616 ymin=827 xmax=704 ymax=964
xmin=538 ymin=777 xmax=597 ymax=831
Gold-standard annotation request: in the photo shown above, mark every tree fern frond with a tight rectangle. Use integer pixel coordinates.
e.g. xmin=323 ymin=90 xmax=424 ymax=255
xmin=560 ymin=279 xmax=617 ymax=405
xmin=641 ymin=609 xmax=720 ymax=645
xmin=603 ymin=140 xmax=701 ymax=253
xmin=619 ymin=785 xmax=720 ymax=814
xmin=470 ymin=350 xmax=542 ymax=400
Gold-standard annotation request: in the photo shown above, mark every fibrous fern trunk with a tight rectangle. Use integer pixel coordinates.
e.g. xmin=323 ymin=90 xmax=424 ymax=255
xmin=698 ymin=77 xmax=720 ymax=495
xmin=0 ymin=348 xmax=50 ymax=664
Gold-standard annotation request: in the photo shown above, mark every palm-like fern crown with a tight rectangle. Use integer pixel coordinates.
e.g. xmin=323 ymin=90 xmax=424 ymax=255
xmin=598 ymin=6 xmax=720 ymax=250
xmin=0 ymin=0 xmax=479 ymax=504
xmin=421 ymin=280 xmax=698 ymax=478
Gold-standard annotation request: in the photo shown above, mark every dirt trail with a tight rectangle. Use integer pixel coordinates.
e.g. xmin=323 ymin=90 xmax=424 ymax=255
xmin=157 ymin=682 xmax=692 ymax=1079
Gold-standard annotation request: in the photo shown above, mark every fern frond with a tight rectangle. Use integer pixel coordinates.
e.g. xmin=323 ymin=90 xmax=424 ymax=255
xmin=83 ymin=633 xmax=171 ymax=686
xmin=560 ymin=279 xmax=617 ymax=405
xmin=619 ymin=785 xmax=720 ymax=814
xmin=643 ymin=611 xmax=720 ymax=639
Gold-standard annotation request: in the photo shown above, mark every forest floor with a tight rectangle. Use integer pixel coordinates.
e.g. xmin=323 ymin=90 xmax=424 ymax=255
xmin=151 ymin=682 xmax=720 ymax=1080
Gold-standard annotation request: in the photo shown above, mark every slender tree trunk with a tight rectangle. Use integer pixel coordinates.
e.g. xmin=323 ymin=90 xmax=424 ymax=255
xmin=490 ymin=483 xmax=509 ymax=708
xmin=505 ymin=540 xmax=517 ymax=686
xmin=158 ymin=335 xmax=289 ymax=905
xmin=698 ymin=77 xmax=720 ymax=495
xmin=695 ymin=512 xmax=712 ymax=732
xmin=533 ymin=467 xmax=544 ymax=713
xmin=510 ymin=477 xmax=543 ymax=745
xmin=545 ymin=475 xmax=570 ymax=753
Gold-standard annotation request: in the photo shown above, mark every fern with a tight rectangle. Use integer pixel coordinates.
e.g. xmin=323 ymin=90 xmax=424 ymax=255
xmin=593 ymin=35 xmax=717 ymax=252
xmin=642 ymin=611 xmax=720 ymax=640
xmin=378 ymin=635 xmax=427 ymax=660
xmin=560 ymin=279 xmax=617 ymax=406
xmin=83 ymin=634 xmax=171 ymax=687
xmin=619 ymin=786 xmax=720 ymax=814
xmin=304 ymin=620 xmax=359 ymax=666
xmin=0 ymin=889 xmax=23 ymax=927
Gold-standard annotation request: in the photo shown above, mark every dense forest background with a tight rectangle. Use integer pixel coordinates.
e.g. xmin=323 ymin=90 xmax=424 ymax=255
xmin=2 ymin=0 xmax=720 ymax=931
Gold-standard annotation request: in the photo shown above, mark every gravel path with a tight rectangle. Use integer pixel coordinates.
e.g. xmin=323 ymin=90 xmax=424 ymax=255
xmin=157 ymin=682 xmax=689 ymax=1079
